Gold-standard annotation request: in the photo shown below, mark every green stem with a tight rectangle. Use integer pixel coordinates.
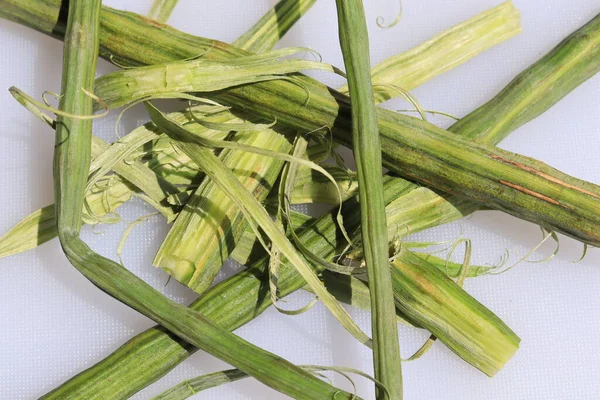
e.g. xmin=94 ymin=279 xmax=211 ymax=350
xmin=335 ymin=1 xmax=402 ymax=398
xmin=448 ymin=13 xmax=600 ymax=144
xmin=53 ymin=0 xmax=99 ymax=235
xmin=214 ymin=63 xmax=600 ymax=247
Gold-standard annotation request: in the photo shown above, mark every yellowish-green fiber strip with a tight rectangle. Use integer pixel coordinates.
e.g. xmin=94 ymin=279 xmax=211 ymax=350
xmin=339 ymin=1 xmax=521 ymax=103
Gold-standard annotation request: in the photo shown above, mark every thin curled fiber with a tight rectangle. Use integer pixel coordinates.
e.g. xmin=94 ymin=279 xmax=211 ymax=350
xmin=373 ymin=83 xmax=427 ymax=120
xmin=117 ymin=213 xmax=160 ymax=266
xmin=489 ymin=228 xmax=560 ymax=275
xmin=376 ymin=0 xmax=403 ymax=29
xmin=9 ymin=86 xmax=108 ymax=120
xmin=397 ymin=108 xmax=459 ymax=121
xmin=152 ymin=364 xmax=387 ymax=400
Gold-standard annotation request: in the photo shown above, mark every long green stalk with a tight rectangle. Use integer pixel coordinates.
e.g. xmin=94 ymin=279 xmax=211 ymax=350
xmin=335 ymin=1 xmax=402 ymax=398
xmin=41 ymin=1 xmax=355 ymax=399
xmin=17 ymin=0 xmax=597 ymax=245
xmin=52 ymin=0 xmax=100 ymax=236
xmin=448 ymin=15 xmax=600 ymax=144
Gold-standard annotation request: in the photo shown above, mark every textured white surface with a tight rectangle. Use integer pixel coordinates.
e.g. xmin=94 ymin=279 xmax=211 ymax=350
xmin=0 ymin=0 xmax=599 ymax=399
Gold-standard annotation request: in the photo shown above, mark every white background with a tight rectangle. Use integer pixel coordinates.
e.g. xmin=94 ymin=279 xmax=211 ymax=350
xmin=1 ymin=0 xmax=599 ymax=399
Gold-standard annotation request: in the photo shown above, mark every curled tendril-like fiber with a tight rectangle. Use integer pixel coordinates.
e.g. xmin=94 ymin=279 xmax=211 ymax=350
xmin=376 ymin=0 xmax=403 ymax=29
xmin=188 ymin=107 xmax=278 ymax=132
xmin=9 ymin=86 xmax=109 ymax=120
xmin=571 ymin=243 xmax=589 ymax=263
xmin=109 ymin=44 xmax=215 ymax=69
xmin=373 ymin=83 xmax=427 ymax=120
xmin=488 ymin=228 xmax=559 ymax=275
xmin=113 ymin=92 xmax=226 ymax=138
xmin=444 ymin=238 xmax=472 ymax=286
xmin=116 ymin=213 xmax=160 ymax=266
xmin=396 ymin=108 xmax=460 ymax=121
xmin=302 ymin=365 xmax=389 ymax=400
